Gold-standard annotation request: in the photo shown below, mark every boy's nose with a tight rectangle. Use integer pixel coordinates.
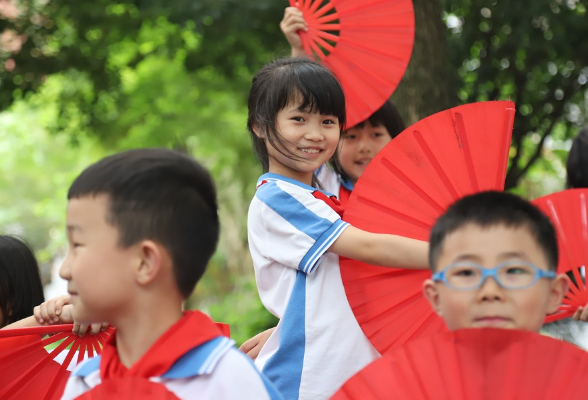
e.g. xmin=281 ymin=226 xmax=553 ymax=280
xmin=59 ymin=254 xmax=72 ymax=281
xmin=478 ymin=276 xmax=505 ymax=302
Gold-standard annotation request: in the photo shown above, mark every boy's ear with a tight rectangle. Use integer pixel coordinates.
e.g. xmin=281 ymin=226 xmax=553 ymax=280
xmin=423 ymin=279 xmax=443 ymax=317
xmin=134 ymin=240 xmax=165 ymax=286
xmin=546 ymin=274 xmax=570 ymax=315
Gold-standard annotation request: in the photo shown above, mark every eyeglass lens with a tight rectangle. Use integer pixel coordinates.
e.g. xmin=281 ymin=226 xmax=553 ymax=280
xmin=445 ymin=264 xmax=536 ymax=289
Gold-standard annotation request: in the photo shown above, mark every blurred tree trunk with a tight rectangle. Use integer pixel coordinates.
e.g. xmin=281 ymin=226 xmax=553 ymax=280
xmin=391 ymin=0 xmax=457 ymax=125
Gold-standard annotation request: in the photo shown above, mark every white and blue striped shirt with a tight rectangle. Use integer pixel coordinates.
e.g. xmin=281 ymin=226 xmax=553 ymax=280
xmin=248 ymin=173 xmax=379 ymax=400
xmin=60 ymin=337 xmax=283 ymax=400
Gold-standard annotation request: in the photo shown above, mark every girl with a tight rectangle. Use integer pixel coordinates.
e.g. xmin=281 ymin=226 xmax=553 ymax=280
xmin=280 ymin=6 xmax=406 ymax=208
xmin=0 ymin=235 xmax=44 ymax=327
xmin=246 ymin=57 xmax=428 ymax=400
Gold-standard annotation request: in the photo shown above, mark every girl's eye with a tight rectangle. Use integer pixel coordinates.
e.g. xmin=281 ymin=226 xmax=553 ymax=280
xmin=343 ymin=134 xmax=356 ymax=140
xmin=323 ymin=119 xmax=338 ymax=125
xmin=291 ymin=116 xmax=304 ymax=122
xmin=373 ymin=132 xmax=384 ymax=138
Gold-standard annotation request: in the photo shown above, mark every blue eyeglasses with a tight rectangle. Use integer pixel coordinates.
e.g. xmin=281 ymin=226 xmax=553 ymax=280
xmin=432 ymin=261 xmax=556 ymax=291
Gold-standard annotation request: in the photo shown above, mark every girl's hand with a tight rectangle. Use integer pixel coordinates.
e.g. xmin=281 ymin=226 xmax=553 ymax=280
xmin=280 ymin=7 xmax=307 ymax=57
xmin=34 ymin=294 xmax=72 ymax=325
xmin=573 ymin=305 xmax=588 ymax=322
xmin=34 ymin=294 xmax=109 ymax=336
xmin=239 ymin=327 xmax=276 ymax=360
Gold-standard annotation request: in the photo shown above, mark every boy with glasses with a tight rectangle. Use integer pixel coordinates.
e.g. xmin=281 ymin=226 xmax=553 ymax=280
xmin=423 ymin=190 xmax=571 ymax=331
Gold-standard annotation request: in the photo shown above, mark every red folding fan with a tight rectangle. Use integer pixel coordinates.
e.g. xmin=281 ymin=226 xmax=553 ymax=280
xmin=331 ymin=328 xmax=588 ymax=400
xmin=0 ymin=325 xmax=114 ymax=400
xmin=533 ymin=189 xmax=588 ymax=322
xmin=340 ymin=101 xmax=516 ymax=354
xmin=289 ymin=0 xmax=414 ymax=128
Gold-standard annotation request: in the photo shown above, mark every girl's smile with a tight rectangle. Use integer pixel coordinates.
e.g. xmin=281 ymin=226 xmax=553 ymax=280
xmin=260 ymin=101 xmax=340 ymax=185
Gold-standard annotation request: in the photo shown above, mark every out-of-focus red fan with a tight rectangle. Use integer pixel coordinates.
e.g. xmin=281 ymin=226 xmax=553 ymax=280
xmin=331 ymin=328 xmax=588 ymax=400
xmin=533 ymin=189 xmax=588 ymax=322
xmin=75 ymin=378 xmax=181 ymax=400
xmin=289 ymin=0 xmax=414 ymax=128
xmin=0 ymin=325 xmax=113 ymax=400
xmin=340 ymin=101 xmax=516 ymax=354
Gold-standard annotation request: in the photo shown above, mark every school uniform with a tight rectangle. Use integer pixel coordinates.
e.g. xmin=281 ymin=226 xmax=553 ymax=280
xmin=315 ymin=165 xmax=354 ymax=209
xmin=60 ymin=311 xmax=282 ymax=400
xmin=248 ymin=173 xmax=379 ymax=400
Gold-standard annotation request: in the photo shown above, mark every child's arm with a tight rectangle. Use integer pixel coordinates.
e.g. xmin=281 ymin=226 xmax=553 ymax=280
xmin=280 ymin=6 xmax=307 ymax=57
xmin=329 ymin=226 xmax=429 ymax=270
xmin=239 ymin=327 xmax=276 ymax=360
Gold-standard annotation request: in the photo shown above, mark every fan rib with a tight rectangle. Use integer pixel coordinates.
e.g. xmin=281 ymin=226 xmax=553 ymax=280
xmin=379 ymin=158 xmax=445 ymax=215
xmin=453 ymin=112 xmax=479 ymax=192
xmin=314 ymin=2 xmax=335 ymax=19
xmin=496 ymin=107 xmax=515 ymax=188
xmin=356 ymin=193 xmax=431 ymax=230
xmin=413 ymin=130 xmax=460 ymax=200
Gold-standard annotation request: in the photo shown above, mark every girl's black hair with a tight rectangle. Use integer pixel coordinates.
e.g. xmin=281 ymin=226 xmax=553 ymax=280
xmin=566 ymin=128 xmax=588 ymax=189
xmin=247 ymin=57 xmax=346 ymax=187
xmin=0 ymin=235 xmax=45 ymax=326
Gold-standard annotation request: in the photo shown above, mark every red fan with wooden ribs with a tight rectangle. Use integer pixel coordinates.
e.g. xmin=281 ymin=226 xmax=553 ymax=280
xmin=533 ymin=188 xmax=588 ymax=322
xmin=331 ymin=328 xmax=588 ymax=400
xmin=289 ymin=0 xmax=414 ymax=128
xmin=340 ymin=101 xmax=516 ymax=354
xmin=0 ymin=325 xmax=113 ymax=400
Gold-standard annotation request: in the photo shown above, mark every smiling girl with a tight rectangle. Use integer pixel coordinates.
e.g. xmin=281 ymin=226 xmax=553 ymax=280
xmin=246 ymin=58 xmax=428 ymax=400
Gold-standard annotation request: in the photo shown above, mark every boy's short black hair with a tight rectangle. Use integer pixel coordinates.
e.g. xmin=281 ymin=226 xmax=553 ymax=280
xmin=0 ymin=235 xmax=45 ymax=326
xmin=429 ymin=191 xmax=558 ymax=271
xmin=68 ymin=148 xmax=219 ymax=298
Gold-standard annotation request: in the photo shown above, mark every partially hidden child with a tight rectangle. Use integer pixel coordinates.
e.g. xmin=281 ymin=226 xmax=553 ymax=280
xmin=423 ymin=190 xmax=570 ymax=331
xmin=246 ymin=57 xmax=429 ymax=400
xmin=58 ymin=149 xmax=283 ymax=400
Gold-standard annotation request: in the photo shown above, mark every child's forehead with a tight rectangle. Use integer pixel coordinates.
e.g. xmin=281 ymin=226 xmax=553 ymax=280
xmin=439 ymin=223 xmax=544 ymax=265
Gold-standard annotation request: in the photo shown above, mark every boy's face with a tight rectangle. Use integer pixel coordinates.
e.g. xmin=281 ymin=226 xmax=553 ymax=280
xmin=423 ymin=223 xmax=568 ymax=332
xmin=59 ymin=195 xmax=137 ymax=324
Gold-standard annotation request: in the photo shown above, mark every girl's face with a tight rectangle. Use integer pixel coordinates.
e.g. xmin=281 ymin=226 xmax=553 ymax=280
xmin=262 ymin=101 xmax=340 ymax=185
xmin=339 ymin=122 xmax=392 ymax=184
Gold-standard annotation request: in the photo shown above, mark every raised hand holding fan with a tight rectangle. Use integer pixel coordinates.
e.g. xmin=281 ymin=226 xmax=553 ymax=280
xmin=340 ymin=101 xmax=516 ymax=354
xmin=331 ymin=328 xmax=588 ymax=400
xmin=533 ymin=189 xmax=588 ymax=322
xmin=289 ymin=0 xmax=414 ymax=128
xmin=0 ymin=325 xmax=113 ymax=400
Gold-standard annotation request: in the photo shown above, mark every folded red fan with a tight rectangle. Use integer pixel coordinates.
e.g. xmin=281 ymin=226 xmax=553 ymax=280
xmin=533 ymin=188 xmax=588 ymax=322
xmin=289 ymin=0 xmax=414 ymax=128
xmin=0 ymin=325 xmax=114 ymax=400
xmin=331 ymin=328 xmax=588 ymax=400
xmin=340 ymin=101 xmax=516 ymax=354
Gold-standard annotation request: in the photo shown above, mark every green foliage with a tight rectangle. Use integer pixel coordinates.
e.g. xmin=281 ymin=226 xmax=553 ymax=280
xmin=443 ymin=0 xmax=588 ymax=189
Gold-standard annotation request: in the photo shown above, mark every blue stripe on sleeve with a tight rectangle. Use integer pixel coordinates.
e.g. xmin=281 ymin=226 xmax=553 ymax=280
xmin=256 ymin=181 xmax=335 ymax=242
xmin=262 ymin=272 xmax=306 ymax=400
xmin=300 ymin=219 xmax=349 ymax=274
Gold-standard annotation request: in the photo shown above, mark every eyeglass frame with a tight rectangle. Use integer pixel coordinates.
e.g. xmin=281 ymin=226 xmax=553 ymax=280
xmin=431 ymin=260 xmax=557 ymax=291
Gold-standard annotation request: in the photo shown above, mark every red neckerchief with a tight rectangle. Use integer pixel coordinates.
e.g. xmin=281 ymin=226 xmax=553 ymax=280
xmin=100 ymin=311 xmax=223 ymax=380
xmin=338 ymin=185 xmax=351 ymax=211
xmin=312 ymin=190 xmax=345 ymax=218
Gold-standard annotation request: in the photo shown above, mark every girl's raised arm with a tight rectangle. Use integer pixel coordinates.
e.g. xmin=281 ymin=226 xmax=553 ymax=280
xmin=329 ymin=226 xmax=429 ymax=270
